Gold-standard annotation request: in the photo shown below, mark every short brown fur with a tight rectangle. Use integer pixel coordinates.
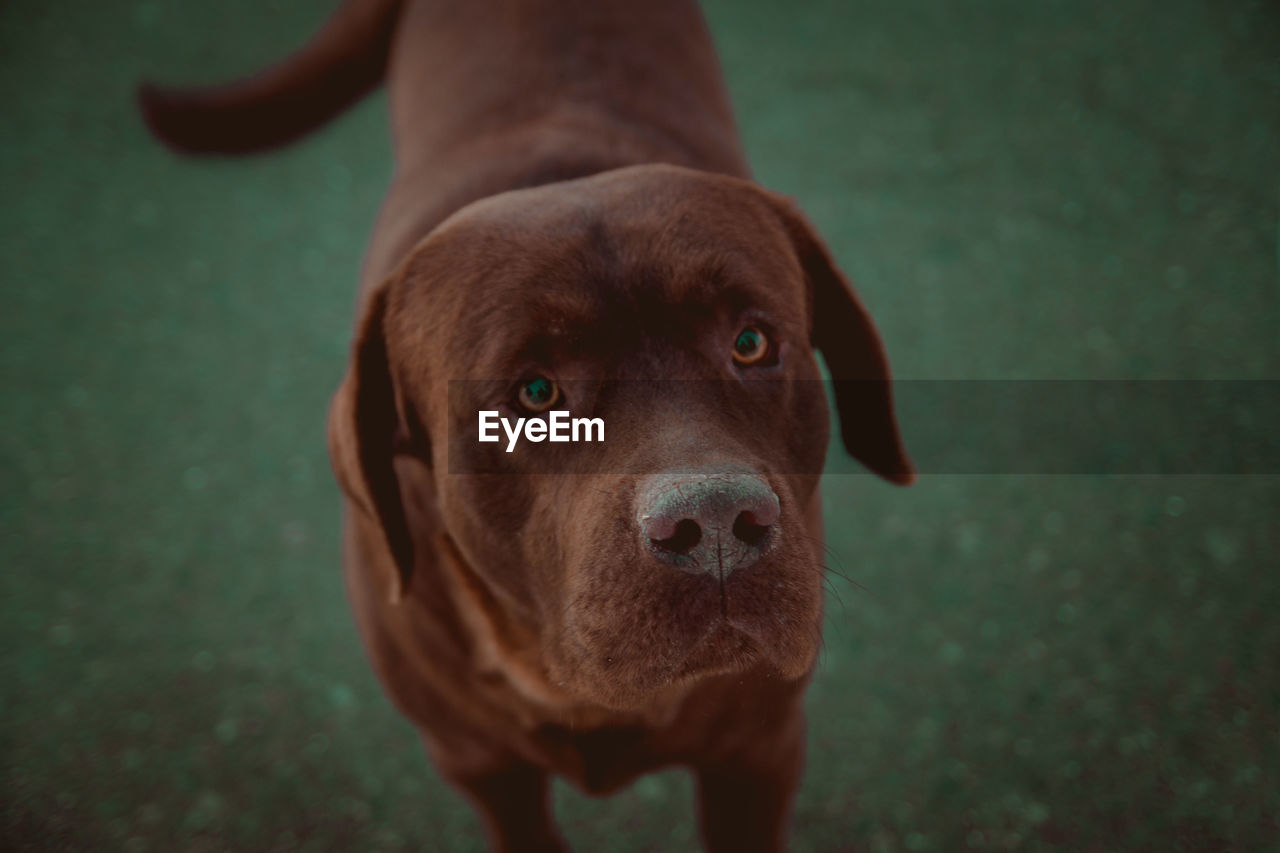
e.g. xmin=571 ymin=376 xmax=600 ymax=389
xmin=139 ymin=1 xmax=912 ymax=850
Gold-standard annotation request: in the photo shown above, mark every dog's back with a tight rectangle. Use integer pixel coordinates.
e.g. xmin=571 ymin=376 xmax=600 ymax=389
xmin=140 ymin=0 xmax=749 ymax=287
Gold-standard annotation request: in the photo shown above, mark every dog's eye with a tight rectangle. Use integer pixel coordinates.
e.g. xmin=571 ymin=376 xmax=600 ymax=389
xmin=516 ymin=376 xmax=561 ymax=412
xmin=732 ymin=326 xmax=772 ymax=366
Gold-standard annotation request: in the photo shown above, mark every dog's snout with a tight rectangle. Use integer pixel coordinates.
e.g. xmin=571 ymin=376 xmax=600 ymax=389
xmin=636 ymin=470 xmax=780 ymax=576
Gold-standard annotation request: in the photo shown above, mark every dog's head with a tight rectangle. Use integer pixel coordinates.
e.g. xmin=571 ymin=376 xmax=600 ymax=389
xmin=330 ymin=164 xmax=911 ymax=711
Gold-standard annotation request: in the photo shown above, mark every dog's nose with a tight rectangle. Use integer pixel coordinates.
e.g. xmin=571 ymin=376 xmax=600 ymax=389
xmin=636 ymin=470 xmax=780 ymax=577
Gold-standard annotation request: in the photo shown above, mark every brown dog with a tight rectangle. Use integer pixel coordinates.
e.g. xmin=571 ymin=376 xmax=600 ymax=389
xmin=140 ymin=0 xmax=913 ymax=849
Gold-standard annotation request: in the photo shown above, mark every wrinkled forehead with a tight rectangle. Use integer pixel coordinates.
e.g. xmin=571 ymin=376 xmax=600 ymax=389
xmin=403 ymin=171 xmax=807 ymax=372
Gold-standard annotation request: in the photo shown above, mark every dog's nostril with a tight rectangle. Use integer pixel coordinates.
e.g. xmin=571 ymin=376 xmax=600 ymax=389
xmin=652 ymin=518 xmax=702 ymax=554
xmin=636 ymin=470 xmax=780 ymax=574
xmin=732 ymin=510 xmax=771 ymax=547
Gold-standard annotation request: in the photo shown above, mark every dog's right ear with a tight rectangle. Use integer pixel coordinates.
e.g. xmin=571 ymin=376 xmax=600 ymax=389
xmin=328 ymin=285 xmax=416 ymax=604
xmin=764 ymin=194 xmax=915 ymax=485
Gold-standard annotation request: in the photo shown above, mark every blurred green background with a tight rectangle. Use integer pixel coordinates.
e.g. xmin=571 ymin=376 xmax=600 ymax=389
xmin=2 ymin=0 xmax=1277 ymax=850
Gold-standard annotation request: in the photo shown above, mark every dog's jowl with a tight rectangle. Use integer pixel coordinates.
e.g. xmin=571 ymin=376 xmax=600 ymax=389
xmin=139 ymin=1 xmax=913 ymax=850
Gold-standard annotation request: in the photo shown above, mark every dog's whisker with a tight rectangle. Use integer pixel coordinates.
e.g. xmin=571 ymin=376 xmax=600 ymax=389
xmin=821 ymin=575 xmax=848 ymax=616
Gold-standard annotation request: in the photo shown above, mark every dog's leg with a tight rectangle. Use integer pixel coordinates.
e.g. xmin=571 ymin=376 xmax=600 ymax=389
xmin=693 ymin=737 xmax=806 ymax=853
xmin=449 ymin=761 xmax=567 ymax=853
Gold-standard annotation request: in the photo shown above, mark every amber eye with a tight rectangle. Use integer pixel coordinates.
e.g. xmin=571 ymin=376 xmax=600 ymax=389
xmin=732 ymin=326 xmax=771 ymax=365
xmin=516 ymin=376 xmax=560 ymax=412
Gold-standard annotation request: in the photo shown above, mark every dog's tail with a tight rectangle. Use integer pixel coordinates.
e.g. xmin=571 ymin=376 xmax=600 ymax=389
xmin=137 ymin=0 xmax=403 ymax=154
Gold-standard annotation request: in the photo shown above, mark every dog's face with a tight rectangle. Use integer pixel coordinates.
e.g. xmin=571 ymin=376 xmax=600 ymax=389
xmin=331 ymin=165 xmax=911 ymax=711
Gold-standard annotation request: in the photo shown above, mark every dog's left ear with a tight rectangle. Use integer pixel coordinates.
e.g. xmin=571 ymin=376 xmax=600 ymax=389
xmin=328 ymin=285 xmax=419 ymax=602
xmin=768 ymin=196 xmax=915 ymax=485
